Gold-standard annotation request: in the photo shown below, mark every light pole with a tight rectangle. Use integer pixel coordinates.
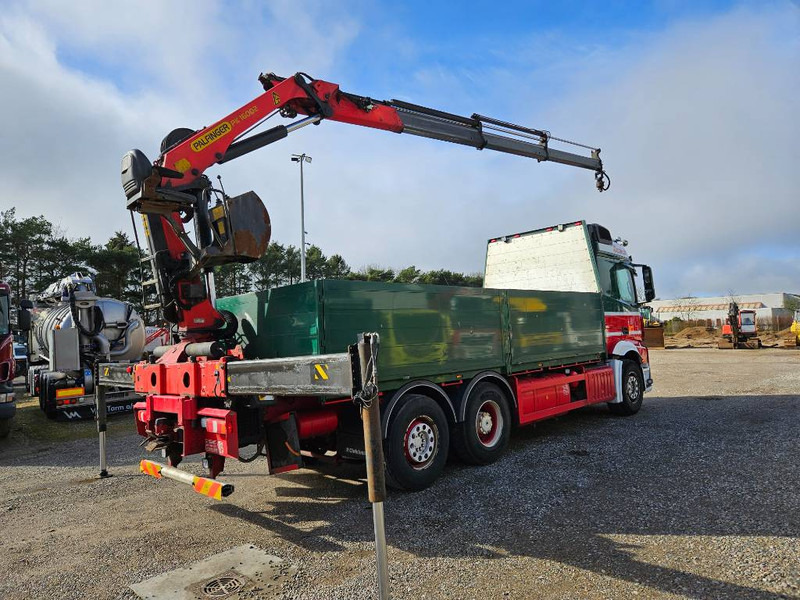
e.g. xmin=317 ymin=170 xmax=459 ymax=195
xmin=291 ymin=153 xmax=312 ymax=282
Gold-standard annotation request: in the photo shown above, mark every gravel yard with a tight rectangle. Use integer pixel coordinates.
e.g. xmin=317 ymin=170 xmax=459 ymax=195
xmin=0 ymin=348 xmax=798 ymax=599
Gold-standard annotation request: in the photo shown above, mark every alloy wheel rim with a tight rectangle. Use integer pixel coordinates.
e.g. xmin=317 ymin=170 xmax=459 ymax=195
xmin=404 ymin=417 xmax=437 ymax=469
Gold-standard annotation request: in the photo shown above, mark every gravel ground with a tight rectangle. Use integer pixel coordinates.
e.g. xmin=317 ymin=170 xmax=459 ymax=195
xmin=0 ymin=348 xmax=798 ymax=599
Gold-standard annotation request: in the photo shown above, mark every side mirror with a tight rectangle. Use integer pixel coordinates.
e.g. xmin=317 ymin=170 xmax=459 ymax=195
xmin=17 ymin=308 xmax=31 ymax=331
xmin=641 ymin=265 xmax=655 ymax=302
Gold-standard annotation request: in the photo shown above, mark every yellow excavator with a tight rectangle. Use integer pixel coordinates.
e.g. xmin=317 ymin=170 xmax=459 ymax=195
xmin=640 ymin=305 xmax=665 ymax=348
xmin=785 ymin=310 xmax=800 ymax=347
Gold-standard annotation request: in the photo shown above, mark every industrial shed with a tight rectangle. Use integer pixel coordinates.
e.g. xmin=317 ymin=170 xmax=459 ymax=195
xmin=649 ymin=293 xmax=800 ymax=330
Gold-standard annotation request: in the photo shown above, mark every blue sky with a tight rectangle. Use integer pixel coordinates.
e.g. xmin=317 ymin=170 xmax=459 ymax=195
xmin=1 ymin=0 xmax=798 ymax=298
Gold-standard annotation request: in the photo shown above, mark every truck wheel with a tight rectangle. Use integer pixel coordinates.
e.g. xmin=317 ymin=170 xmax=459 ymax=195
xmin=452 ymin=382 xmax=511 ymax=465
xmin=608 ymin=360 xmax=644 ymax=416
xmin=37 ymin=373 xmax=46 ymax=411
xmin=384 ymin=394 xmax=449 ymax=491
xmin=42 ymin=376 xmax=58 ymax=419
xmin=0 ymin=419 xmax=10 ymax=439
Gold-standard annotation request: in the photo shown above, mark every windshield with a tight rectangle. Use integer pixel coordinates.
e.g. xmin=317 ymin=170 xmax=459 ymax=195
xmin=0 ymin=295 xmax=9 ymax=336
xmin=596 ymin=258 xmax=638 ymax=305
xmin=741 ymin=313 xmax=755 ymax=326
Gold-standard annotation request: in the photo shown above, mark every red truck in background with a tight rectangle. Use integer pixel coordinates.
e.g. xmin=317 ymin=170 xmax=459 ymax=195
xmin=0 ymin=281 xmax=16 ymax=438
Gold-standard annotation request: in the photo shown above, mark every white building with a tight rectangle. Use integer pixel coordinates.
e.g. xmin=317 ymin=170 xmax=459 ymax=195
xmin=649 ymin=292 xmax=800 ymax=330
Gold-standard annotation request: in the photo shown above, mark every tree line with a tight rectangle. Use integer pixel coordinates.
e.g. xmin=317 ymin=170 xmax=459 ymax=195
xmin=0 ymin=208 xmax=482 ymax=323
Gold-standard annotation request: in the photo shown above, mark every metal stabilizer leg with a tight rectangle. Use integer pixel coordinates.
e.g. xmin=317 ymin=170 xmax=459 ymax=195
xmin=357 ymin=333 xmax=389 ymax=599
xmin=372 ymin=500 xmax=390 ymax=598
xmin=96 ymin=383 xmax=110 ymax=478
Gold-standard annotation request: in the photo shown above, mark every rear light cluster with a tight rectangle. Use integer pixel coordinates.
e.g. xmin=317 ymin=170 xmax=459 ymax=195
xmin=56 ymin=398 xmax=80 ymax=406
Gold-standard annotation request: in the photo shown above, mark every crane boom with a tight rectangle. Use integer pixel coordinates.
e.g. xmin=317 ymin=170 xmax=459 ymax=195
xmin=121 ymin=71 xmax=610 ymax=337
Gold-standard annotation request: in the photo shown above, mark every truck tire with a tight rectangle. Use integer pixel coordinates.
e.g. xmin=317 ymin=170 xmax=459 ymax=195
xmin=0 ymin=419 xmax=10 ymax=439
xmin=42 ymin=375 xmax=58 ymax=419
xmin=384 ymin=394 xmax=449 ymax=492
xmin=608 ymin=360 xmax=644 ymax=416
xmin=38 ymin=372 xmax=49 ymax=412
xmin=452 ymin=382 xmax=511 ymax=465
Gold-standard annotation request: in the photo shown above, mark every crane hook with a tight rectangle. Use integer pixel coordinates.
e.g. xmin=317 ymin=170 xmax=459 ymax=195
xmin=595 ymin=169 xmax=611 ymax=192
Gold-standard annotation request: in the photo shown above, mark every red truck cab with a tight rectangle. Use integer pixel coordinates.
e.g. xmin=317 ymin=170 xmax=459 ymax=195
xmin=0 ymin=282 xmax=16 ymax=438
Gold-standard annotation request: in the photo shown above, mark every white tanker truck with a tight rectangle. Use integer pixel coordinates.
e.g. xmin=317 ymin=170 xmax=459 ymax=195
xmin=23 ymin=273 xmax=146 ymax=420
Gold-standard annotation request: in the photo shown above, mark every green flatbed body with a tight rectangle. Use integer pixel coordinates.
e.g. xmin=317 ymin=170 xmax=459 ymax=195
xmin=217 ymin=280 xmax=606 ymax=392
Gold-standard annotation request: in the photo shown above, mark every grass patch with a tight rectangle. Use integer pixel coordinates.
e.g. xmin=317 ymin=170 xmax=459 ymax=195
xmin=8 ymin=390 xmax=136 ymax=445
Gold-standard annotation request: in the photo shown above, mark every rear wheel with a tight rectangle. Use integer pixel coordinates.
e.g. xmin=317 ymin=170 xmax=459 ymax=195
xmin=38 ymin=373 xmax=58 ymax=418
xmin=452 ymin=382 xmax=511 ymax=465
xmin=384 ymin=394 xmax=449 ymax=491
xmin=608 ymin=360 xmax=644 ymax=416
xmin=43 ymin=376 xmax=58 ymax=419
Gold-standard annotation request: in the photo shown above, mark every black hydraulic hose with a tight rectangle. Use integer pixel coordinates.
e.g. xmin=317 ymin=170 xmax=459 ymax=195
xmin=69 ymin=292 xmax=103 ymax=337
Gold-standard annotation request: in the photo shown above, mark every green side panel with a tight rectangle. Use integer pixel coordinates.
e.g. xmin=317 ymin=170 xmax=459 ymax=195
xmin=216 ymin=282 xmax=322 ymax=360
xmin=318 ymin=280 xmax=506 ymax=387
xmin=218 ymin=280 xmax=606 ymax=390
xmin=216 ymin=289 xmax=270 ymax=360
xmin=261 ymin=282 xmax=321 ymax=357
xmin=506 ymin=290 xmax=605 ymax=370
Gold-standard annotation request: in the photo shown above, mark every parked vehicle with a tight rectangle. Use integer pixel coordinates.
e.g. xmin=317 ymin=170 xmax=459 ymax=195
xmin=21 ymin=273 xmax=146 ymax=420
xmin=719 ymin=302 xmax=761 ymax=349
xmin=132 ymin=219 xmax=653 ymax=491
xmin=0 ymin=282 xmax=15 ymax=438
xmin=13 ymin=342 xmax=27 ymax=379
xmin=119 ymin=70 xmax=623 ymax=493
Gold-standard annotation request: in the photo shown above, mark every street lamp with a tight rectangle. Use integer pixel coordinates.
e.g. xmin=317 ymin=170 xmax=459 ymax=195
xmin=291 ymin=153 xmax=312 ymax=282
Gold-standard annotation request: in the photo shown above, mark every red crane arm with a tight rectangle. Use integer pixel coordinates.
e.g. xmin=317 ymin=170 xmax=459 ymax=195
xmin=121 ymin=72 xmax=608 ymax=339
xmin=157 ymin=75 xmax=405 ymax=189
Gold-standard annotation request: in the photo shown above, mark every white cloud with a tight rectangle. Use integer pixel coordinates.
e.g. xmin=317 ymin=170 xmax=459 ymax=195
xmin=542 ymin=4 xmax=800 ymax=296
xmin=1 ymin=2 xmax=797 ymax=299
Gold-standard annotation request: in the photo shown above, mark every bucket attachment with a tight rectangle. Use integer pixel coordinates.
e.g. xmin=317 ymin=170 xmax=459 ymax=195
xmin=200 ymin=191 xmax=271 ymax=267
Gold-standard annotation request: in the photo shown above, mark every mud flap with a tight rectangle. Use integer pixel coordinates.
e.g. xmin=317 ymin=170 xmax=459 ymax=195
xmin=56 ymin=399 xmax=137 ymax=422
xmin=265 ymin=414 xmax=304 ymax=474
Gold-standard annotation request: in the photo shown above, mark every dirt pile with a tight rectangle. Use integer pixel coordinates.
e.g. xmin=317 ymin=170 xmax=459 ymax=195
xmin=666 ymin=326 xmax=717 ymax=348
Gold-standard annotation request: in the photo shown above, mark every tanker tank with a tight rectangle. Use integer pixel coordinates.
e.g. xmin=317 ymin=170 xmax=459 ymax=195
xmin=25 ymin=273 xmax=146 ymax=419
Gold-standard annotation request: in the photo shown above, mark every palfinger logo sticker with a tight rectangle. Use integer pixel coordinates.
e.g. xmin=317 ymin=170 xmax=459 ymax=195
xmin=272 ymin=92 xmax=280 ymax=105
xmin=191 ymin=121 xmax=232 ymax=152
xmin=313 ymin=363 xmax=329 ymax=381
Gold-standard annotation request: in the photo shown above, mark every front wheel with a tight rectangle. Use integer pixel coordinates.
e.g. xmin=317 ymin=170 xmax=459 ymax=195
xmin=384 ymin=394 xmax=449 ymax=491
xmin=452 ymin=382 xmax=511 ymax=465
xmin=608 ymin=360 xmax=644 ymax=416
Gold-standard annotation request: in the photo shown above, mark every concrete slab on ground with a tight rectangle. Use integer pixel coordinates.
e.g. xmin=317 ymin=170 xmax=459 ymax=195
xmin=130 ymin=545 xmax=296 ymax=599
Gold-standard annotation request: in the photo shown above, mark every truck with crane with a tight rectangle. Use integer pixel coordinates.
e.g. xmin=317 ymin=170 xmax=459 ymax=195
xmin=215 ymin=221 xmax=654 ymax=489
xmin=116 ymin=71 xmax=653 ymax=494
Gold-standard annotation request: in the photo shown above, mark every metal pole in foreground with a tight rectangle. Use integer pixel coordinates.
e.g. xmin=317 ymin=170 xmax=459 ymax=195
xmin=291 ymin=153 xmax=312 ymax=282
xmin=357 ymin=333 xmax=389 ymax=599
xmin=96 ymin=379 xmax=110 ymax=478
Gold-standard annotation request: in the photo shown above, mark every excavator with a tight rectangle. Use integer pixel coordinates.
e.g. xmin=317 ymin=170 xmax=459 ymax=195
xmin=120 ymin=71 xmax=610 ymax=479
xmin=719 ymin=302 xmax=761 ymax=349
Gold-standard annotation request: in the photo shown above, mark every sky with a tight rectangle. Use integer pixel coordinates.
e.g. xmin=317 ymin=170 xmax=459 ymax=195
xmin=0 ymin=0 xmax=797 ymax=299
